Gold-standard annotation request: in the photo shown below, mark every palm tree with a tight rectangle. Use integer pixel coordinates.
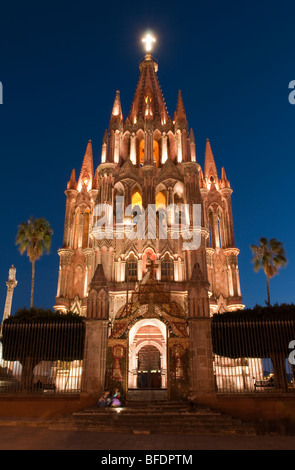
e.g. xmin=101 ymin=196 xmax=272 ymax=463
xmin=16 ymin=217 xmax=53 ymax=308
xmin=250 ymin=237 xmax=287 ymax=306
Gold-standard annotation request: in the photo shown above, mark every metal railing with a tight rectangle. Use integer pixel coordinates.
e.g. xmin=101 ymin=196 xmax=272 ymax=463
xmin=211 ymin=316 xmax=295 ymax=393
xmin=0 ymin=320 xmax=85 ymax=394
xmin=1 ymin=313 xmax=295 ymax=395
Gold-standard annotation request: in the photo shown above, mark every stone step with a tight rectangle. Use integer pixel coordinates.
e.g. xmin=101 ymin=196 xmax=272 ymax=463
xmin=66 ymin=400 xmax=257 ymax=436
xmin=73 ymin=414 xmax=228 ymax=421
xmin=73 ymin=411 xmax=234 ymax=421
xmin=127 ymin=390 xmax=168 ymax=401
xmin=74 ymin=407 xmax=202 ymax=414
xmin=75 ymin=416 xmax=241 ymax=426
xmin=126 ymin=401 xmax=174 ymax=406
xmin=49 ymin=421 xmax=256 ymax=435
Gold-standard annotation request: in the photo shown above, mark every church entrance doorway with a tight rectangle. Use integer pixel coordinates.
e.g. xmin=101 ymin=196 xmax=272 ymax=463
xmin=137 ymin=345 xmax=161 ymax=389
xmin=128 ymin=319 xmax=167 ymax=390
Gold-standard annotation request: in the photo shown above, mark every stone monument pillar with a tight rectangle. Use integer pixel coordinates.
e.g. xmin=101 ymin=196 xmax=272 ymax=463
xmin=188 ymin=263 xmax=216 ymax=396
xmin=81 ymin=264 xmax=109 ymax=395
xmin=2 ymin=265 xmax=17 ymax=323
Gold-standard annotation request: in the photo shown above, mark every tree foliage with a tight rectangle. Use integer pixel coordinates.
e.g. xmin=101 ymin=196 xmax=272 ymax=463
xmin=212 ymin=304 xmax=295 ymax=358
xmin=1 ymin=308 xmax=85 ymax=363
xmin=16 ymin=217 xmax=53 ymax=308
xmin=250 ymin=237 xmax=287 ymax=306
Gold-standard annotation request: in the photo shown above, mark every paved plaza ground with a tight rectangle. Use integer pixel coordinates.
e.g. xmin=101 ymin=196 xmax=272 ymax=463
xmin=0 ymin=426 xmax=294 ymax=450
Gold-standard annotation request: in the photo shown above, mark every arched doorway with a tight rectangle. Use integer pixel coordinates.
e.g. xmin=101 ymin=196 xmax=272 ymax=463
xmin=138 ymin=345 xmax=161 ymax=388
xmin=106 ymin=272 xmax=189 ymax=400
xmin=128 ymin=318 xmax=167 ymax=390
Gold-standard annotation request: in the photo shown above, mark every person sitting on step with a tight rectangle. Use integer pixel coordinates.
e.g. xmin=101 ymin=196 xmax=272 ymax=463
xmin=98 ymin=390 xmax=112 ymax=407
xmin=111 ymin=388 xmax=125 ymax=407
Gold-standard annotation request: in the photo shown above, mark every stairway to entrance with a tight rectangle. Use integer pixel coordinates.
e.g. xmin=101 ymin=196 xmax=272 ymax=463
xmin=127 ymin=389 xmax=168 ymax=401
xmin=49 ymin=394 xmax=257 ymax=435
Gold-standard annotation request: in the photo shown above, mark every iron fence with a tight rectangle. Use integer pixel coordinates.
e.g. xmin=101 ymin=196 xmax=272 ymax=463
xmin=212 ymin=316 xmax=295 ymax=393
xmin=1 ymin=313 xmax=295 ymax=395
xmin=0 ymin=320 xmax=85 ymax=394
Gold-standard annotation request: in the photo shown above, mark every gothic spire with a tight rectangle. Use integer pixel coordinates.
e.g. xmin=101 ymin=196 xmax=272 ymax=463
xmin=189 ymin=128 xmax=195 ymax=143
xmin=190 ymin=263 xmax=204 ymax=283
xmin=189 ymin=128 xmax=196 ymax=162
xmin=204 ymin=138 xmax=218 ymax=182
xmin=220 ymin=166 xmax=231 ymax=188
xmin=67 ymin=168 xmax=77 ymax=190
xmin=109 ymin=90 xmax=123 ymax=131
xmin=198 ymin=166 xmax=206 ymax=188
xmin=174 ymin=90 xmax=188 ymax=128
xmin=103 ymin=129 xmax=108 ymax=144
xmin=90 ymin=263 xmax=108 ymax=289
xmin=78 ymin=140 xmax=94 ymax=190
xmin=128 ymin=54 xmax=170 ymax=125
xmin=92 ymin=168 xmax=99 ymax=190
xmin=111 ymin=90 xmax=123 ymax=119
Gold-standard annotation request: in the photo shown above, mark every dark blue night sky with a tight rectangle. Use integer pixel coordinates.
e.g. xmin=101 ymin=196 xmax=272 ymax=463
xmin=0 ymin=0 xmax=294 ymax=315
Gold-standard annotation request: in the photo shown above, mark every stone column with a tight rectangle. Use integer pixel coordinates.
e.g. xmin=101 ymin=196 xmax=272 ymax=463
xmin=82 ymin=318 xmax=109 ymax=395
xmin=144 ymin=127 xmax=154 ymax=165
xmin=114 ymin=130 xmax=120 ymax=164
xmin=130 ymin=133 xmax=137 ymax=165
xmin=2 ymin=266 xmax=17 ymax=323
xmin=188 ymin=318 xmax=215 ymax=395
xmin=81 ymin=263 xmax=109 ymax=395
xmin=137 ymin=259 xmax=143 ymax=281
xmin=161 ymin=132 xmax=168 ymax=164
xmin=188 ymin=263 xmax=216 ymax=397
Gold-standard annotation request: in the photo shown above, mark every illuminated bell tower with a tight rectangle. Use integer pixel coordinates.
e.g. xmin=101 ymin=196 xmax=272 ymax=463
xmin=55 ymin=33 xmax=244 ymax=398
xmin=55 ymin=140 xmax=99 ymax=314
xmin=55 ymin=34 xmax=244 ymax=317
xmin=200 ymin=139 xmax=244 ymax=313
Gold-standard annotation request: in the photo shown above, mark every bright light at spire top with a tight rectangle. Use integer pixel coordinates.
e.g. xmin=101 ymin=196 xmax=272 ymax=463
xmin=142 ymin=33 xmax=156 ymax=53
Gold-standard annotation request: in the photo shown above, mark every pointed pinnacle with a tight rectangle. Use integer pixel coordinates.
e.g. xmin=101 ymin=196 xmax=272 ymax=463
xmin=78 ymin=140 xmax=94 ymax=185
xmin=174 ymin=90 xmax=187 ymax=122
xmin=67 ymin=169 xmax=77 ymax=189
xmin=221 ymin=166 xmax=231 ymax=188
xmin=111 ymin=90 xmax=123 ymax=119
xmin=204 ymin=138 xmax=218 ymax=180
xmin=103 ymin=129 xmax=108 ymax=144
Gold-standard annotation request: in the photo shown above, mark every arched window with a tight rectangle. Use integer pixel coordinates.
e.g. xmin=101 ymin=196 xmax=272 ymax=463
xmin=208 ymin=209 xmax=215 ymax=248
xmin=139 ymin=139 xmax=145 ymax=166
xmin=74 ymin=207 xmax=90 ymax=249
xmin=126 ymin=254 xmax=138 ymax=281
xmin=153 ymin=140 xmax=159 ymax=167
xmin=73 ymin=265 xmax=84 ymax=298
xmin=208 ymin=207 xmax=222 ymax=249
xmin=131 ymin=189 xmax=142 ymax=208
xmin=156 ymin=191 xmax=167 ymax=232
xmin=217 ymin=207 xmax=226 ymax=247
xmin=161 ymin=254 xmax=174 ymax=281
xmin=156 ymin=191 xmax=166 ymax=210
xmin=139 ymin=139 xmax=160 ymax=167
xmin=82 ymin=209 xmax=90 ymax=248
xmin=208 ymin=218 xmax=212 ymax=247
xmin=73 ymin=208 xmax=80 ymax=249
xmin=131 ymin=188 xmax=143 ymax=225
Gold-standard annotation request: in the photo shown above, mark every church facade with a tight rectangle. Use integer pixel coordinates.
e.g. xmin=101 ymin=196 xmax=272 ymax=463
xmin=54 ymin=50 xmax=244 ymax=398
